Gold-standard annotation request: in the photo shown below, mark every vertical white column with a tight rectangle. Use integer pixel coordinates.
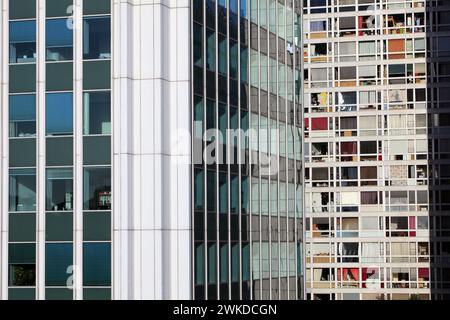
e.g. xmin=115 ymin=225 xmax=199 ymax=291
xmin=73 ymin=0 xmax=83 ymax=300
xmin=0 ymin=0 xmax=7 ymax=300
xmin=36 ymin=0 xmax=46 ymax=300
xmin=112 ymin=0 xmax=134 ymax=300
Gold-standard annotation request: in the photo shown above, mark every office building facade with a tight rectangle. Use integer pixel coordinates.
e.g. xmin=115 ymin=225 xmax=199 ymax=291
xmin=0 ymin=0 xmax=304 ymax=300
xmin=303 ymin=0 xmax=450 ymax=300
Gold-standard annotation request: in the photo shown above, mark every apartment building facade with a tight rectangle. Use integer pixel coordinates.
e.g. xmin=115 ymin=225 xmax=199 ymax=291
xmin=0 ymin=0 xmax=304 ymax=300
xmin=303 ymin=0 xmax=450 ymax=300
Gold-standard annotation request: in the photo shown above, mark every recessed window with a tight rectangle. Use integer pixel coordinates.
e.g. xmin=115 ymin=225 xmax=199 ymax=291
xmin=83 ymin=167 xmax=111 ymax=210
xmin=83 ymin=17 xmax=111 ymax=60
xmin=9 ymin=94 xmax=36 ymax=137
xmin=46 ymin=168 xmax=73 ymax=211
xmin=46 ymin=19 xmax=73 ymax=61
xmin=83 ymin=92 xmax=110 ymax=135
xmin=9 ymin=243 xmax=36 ymax=286
xmin=9 ymin=169 xmax=36 ymax=212
xmin=46 ymin=93 xmax=73 ymax=136
xmin=9 ymin=21 xmax=36 ymax=64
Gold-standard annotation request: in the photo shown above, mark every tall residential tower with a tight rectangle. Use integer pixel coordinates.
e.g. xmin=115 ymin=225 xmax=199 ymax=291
xmin=303 ymin=0 xmax=449 ymax=300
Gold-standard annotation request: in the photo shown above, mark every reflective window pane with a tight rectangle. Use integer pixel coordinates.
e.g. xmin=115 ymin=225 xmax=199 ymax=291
xmin=9 ymin=243 xmax=36 ymax=286
xmin=83 ymin=92 xmax=111 ymax=135
xmin=9 ymin=21 xmax=36 ymax=63
xmin=46 ymin=19 xmax=73 ymax=61
xmin=46 ymin=93 xmax=73 ymax=136
xmin=46 ymin=0 xmax=73 ymax=18
xmin=9 ymin=169 xmax=36 ymax=212
xmin=83 ymin=243 xmax=111 ymax=286
xmin=83 ymin=17 xmax=111 ymax=60
xmin=10 ymin=0 xmax=36 ymax=19
xmin=46 ymin=168 xmax=73 ymax=211
xmin=83 ymin=167 xmax=111 ymax=210
xmin=45 ymin=243 xmax=73 ymax=286
xmin=9 ymin=94 xmax=36 ymax=137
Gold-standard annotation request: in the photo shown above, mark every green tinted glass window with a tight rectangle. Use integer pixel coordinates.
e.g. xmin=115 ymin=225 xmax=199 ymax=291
xmin=10 ymin=0 xmax=36 ymax=20
xmin=46 ymin=0 xmax=73 ymax=17
xmin=46 ymin=213 xmax=73 ymax=241
xmin=83 ymin=0 xmax=111 ymax=15
xmin=9 ymin=64 xmax=36 ymax=93
xmin=83 ymin=212 xmax=111 ymax=241
xmin=9 ymin=169 xmax=36 ymax=212
xmin=83 ymin=288 xmax=111 ymax=300
xmin=83 ymin=61 xmax=110 ymax=90
xmin=9 ymin=213 xmax=36 ymax=242
xmin=9 ymin=139 xmax=36 ymax=167
xmin=46 ymin=62 xmax=73 ymax=91
xmin=46 ymin=138 xmax=73 ymax=166
xmin=83 ymin=136 xmax=111 ymax=165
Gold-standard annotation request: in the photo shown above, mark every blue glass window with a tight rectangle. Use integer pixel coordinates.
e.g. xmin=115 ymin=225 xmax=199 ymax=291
xmin=9 ymin=94 xmax=36 ymax=137
xmin=45 ymin=243 xmax=73 ymax=286
xmin=9 ymin=21 xmax=36 ymax=63
xmin=46 ymin=19 xmax=73 ymax=61
xmin=83 ymin=17 xmax=111 ymax=60
xmin=46 ymin=93 xmax=73 ymax=136
xmin=83 ymin=243 xmax=111 ymax=286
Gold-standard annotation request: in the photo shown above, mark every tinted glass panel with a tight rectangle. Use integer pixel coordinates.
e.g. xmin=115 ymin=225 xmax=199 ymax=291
xmin=83 ymin=288 xmax=111 ymax=300
xmin=83 ymin=17 xmax=111 ymax=59
xmin=83 ymin=0 xmax=111 ymax=15
xmin=9 ymin=94 xmax=36 ymax=137
xmin=45 ymin=288 xmax=73 ymax=300
xmin=83 ymin=61 xmax=110 ymax=90
xmin=9 ymin=21 xmax=36 ymax=63
xmin=46 ymin=19 xmax=73 ymax=61
xmin=9 ymin=139 xmax=36 ymax=167
xmin=9 ymin=169 xmax=36 ymax=212
xmin=46 ymin=212 xmax=73 ymax=241
xmin=8 ymin=288 xmax=35 ymax=300
xmin=46 ymin=62 xmax=73 ymax=91
xmin=9 ymin=64 xmax=36 ymax=93
xmin=83 ymin=212 xmax=111 ymax=241
xmin=46 ymin=0 xmax=73 ymax=17
xmin=10 ymin=0 xmax=36 ymax=19
xmin=45 ymin=243 xmax=73 ymax=286
xmin=46 ymin=93 xmax=73 ymax=136
xmin=83 ymin=167 xmax=111 ymax=210
xmin=83 ymin=243 xmax=111 ymax=286
xmin=46 ymin=168 xmax=73 ymax=211
xmin=46 ymin=137 xmax=73 ymax=166
xmin=83 ymin=92 xmax=110 ymax=135
xmin=83 ymin=136 xmax=111 ymax=165
xmin=9 ymin=213 xmax=36 ymax=242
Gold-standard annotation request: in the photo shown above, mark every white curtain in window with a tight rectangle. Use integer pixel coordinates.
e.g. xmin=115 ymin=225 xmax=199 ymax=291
xmin=359 ymin=65 xmax=377 ymax=77
xmin=361 ymin=242 xmax=379 ymax=263
xmin=359 ymin=41 xmax=376 ymax=55
xmin=390 ymin=140 xmax=408 ymax=154
xmin=360 ymin=116 xmax=377 ymax=129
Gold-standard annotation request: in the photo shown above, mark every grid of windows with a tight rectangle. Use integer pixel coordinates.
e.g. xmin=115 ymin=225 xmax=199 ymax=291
xmin=304 ymin=0 xmax=450 ymax=300
xmin=5 ymin=0 xmax=111 ymax=300
xmin=192 ymin=0 xmax=303 ymax=300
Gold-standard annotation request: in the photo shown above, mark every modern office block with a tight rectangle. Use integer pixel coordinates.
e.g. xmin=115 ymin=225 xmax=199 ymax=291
xmin=0 ymin=0 xmax=304 ymax=300
xmin=303 ymin=0 xmax=450 ymax=300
